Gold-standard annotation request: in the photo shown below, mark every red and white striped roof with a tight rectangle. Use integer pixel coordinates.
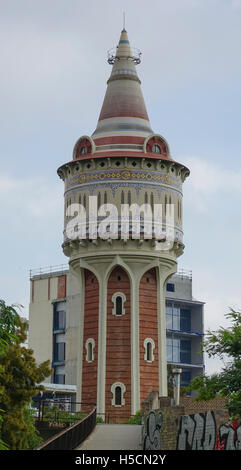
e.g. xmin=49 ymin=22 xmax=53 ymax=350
xmin=91 ymin=29 xmax=153 ymax=154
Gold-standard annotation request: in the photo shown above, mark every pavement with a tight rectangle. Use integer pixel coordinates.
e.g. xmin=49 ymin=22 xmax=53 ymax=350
xmin=77 ymin=424 xmax=142 ymax=450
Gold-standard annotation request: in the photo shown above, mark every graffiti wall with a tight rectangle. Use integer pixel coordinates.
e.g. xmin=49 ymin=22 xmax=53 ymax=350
xmin=143 ymin=408 xmax=241 ymax=450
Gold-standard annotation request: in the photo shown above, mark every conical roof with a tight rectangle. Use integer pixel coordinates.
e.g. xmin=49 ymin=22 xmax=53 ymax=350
xmin=91 ymin=29 xmax=153 ymax=154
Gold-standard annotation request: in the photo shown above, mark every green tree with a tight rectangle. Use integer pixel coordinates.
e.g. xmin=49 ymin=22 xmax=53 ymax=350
xmin=188 ymin=309 xmax=241 ymax=418
xmin=0 ymin=299 xmax=20 ymax=354
xmin=0 ymin=308 xmax=52 ymax=449
xmin=0 ymin=299 xmax=22 ymax=450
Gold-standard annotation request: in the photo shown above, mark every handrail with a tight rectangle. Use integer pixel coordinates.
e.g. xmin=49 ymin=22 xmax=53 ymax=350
xmin=35 ymin=407 xmax=96 ymax=450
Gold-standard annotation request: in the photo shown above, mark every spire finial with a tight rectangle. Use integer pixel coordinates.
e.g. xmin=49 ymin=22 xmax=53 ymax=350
xmin=122 ymin=11 xmax=126 ymax=32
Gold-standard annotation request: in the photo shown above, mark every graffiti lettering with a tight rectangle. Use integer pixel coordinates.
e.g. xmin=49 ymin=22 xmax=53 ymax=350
xmin=218 ymin=422 xmax=241 ymax=450
xmin=177 ymin=411 xmax=216 ymax=450
xmin=143 ymin=411 xmax=163 ymax=450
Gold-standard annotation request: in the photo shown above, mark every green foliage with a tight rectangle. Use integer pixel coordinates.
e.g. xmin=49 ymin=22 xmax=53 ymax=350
xmin=0 ymin=309 xmax=52 ymax=449
xmin=42 ymin=406 xmax=86 ymax=424
xmin=0 ymin=299 xmax=21 ymax=355
xmin=127 ymin=410 xmax=142 ymax=425
xmin=188 ymin=309 xmax=241 ymax=418
xmin=96 ymin=416 xmax=104 ymax=423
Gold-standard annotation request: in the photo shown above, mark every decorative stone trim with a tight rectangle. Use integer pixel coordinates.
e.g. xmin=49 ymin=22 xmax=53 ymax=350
xmin=85 ymin=338 xmax=95 ymax=363
xmin=111 ymin=382 xmax=126 ymax=407
xmin=111 ymin=292 xmax=126 ymax=316
xmin=143 ymin=338 xmax=155 ymax=362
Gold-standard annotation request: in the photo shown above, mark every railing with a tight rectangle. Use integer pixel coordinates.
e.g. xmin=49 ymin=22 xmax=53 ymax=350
xmin=30 ymin=264 xmax=69 ymax=279
xmin=35 ymin=406 xmax=96 ymax=450
xmin=176 ymin=269 xmax=192 ymax=279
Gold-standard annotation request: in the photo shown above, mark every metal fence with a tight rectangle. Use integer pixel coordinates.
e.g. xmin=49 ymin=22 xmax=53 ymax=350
xmin=35 ymin=406 xmax=97 ymax=450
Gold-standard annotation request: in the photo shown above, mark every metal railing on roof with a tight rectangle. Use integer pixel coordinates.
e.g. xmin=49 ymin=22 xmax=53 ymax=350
xmin=29 ymin=264 xmax=69 ymax=279
xmin=176 ymin=269 xmax=192 ymax=280
xmin=29 ymin=263 xmax=192 ymax=281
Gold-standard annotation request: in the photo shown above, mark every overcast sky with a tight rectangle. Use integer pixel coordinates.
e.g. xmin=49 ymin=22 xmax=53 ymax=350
xmin=1 ymin=0 xmax=241 ymax=375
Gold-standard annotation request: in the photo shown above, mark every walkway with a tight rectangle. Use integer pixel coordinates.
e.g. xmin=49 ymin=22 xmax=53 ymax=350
xmin=77 ymin=424 xmax=142 ymax=450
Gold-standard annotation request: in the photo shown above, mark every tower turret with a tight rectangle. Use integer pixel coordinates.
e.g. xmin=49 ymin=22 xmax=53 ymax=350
xmin=57 ymin=28 xmax=189 ymax=418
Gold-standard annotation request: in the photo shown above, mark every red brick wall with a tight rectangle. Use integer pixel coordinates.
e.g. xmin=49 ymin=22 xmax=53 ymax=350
xmin=105 ymin=267 xmax=131 ymax=420
xmin=57 ymin=275 xmax=66 ymax=299
xmin=139 ymin=268 xmax=159 ymax=404
xmin=81 ymin=270 xmax=99 ymax=406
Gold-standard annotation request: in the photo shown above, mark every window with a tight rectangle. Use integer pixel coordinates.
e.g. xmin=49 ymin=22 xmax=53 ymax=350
xmin=128 ymin=191 xmax=131 ymax=205
xmin=166 ymin=304 xmax=191 ymax=332
xmin=115 ymin=387 xmax=122 ymax=406
xmin=80 ymin=146 xmax=87 ymax=154
xmin=53 ymin=334 xmax=65 ymax=362
xmin=166 ymin=283 xmax=175 ymax=292
xmin=180 ymin=309 xmax=191 ymax=331
xmin=144 ymin=338 xmax=155 ymax=362
xmin=166 ymin=338 xmax=191 ymax=364
xmin=85 ymin=338 xmax=95 ymax=363
xmin=54 ymin=365 xmax=65 ymax=384
xmin=53 ymin=302 xmax=66 ymax=330
xmin=112 ymin=292 xmax=126 ymax=316
xmin=111 ymin=382 xmax=126 ymax=407
xmin=116 ymin=296 xmax=123 ymax=316
xmin=152 ymin=144 xmax=161 ymax=153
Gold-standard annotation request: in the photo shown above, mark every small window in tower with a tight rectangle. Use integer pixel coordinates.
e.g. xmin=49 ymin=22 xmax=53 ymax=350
xmin=112 ymin=292 xmax=126 ymax=316
xmin=132 ymin=161 xmax=137 ymax=167
xmin=80 ymin=146 xmax=87 ymax=155
xmin=116 ymin=296 xmax=123 ymax=316
xmin=115 ymin=387 xmax=122 ymax=406
xmin=85 ymin=338 xmax=95 ymax=363
xmin=128 ymin=191 xmax=131 ymax=206
xmin=98 ymin=192 xmax=101 ymax=209
xmin=144 ymin=338 xmax=155 ymax=362
xmin=147 ymin=162 xmax=152 ymax=168
xmin=111 ymin=382 xmax=126 ymax=407
xmin=146 ymin=342 xmax=152 ymax=362
xmin=152 ymin=144 xmax=161 ymax=153
xmin=104 ymin=192 xmax=107 ymax=204
xmin=144 ymin=192 xmax=148 ymax=204
xmin=115 ymin=161 xmax=121 ymax=167
xmin=121 ymin=191 xmax=125 ymax=204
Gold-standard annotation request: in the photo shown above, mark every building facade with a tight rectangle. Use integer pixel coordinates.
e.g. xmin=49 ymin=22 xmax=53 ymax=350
xmin=28 ymin=28 xmax=202 ymax=418
xmin=29 ymin=265 xmax=204 ymax=408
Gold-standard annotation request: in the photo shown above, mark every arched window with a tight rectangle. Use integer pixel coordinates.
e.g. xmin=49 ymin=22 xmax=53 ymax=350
xmin=121 ymin=191 xmax=125 ymax=204
xmin=128 ymin=190 xmax=131 ymax=206
xmin=116 ymin=296 xmax=123 ymax=316
xmin=152 ymin=144 xmax=161 ymax=153
xmin=164 ymin=194 xmax=167 ymax=216
xmin=80 ymin=146 xmax=87 ymax=155
xmin=111 ymin=382 xmax=126 ymax=407
xmin=112 ymin=292 xmax=126 ymax=316
xmin=147 ymin=342 xmax=152 ymax=361
xmin=85 ymin=338 xmax=95 ymax=363
xmin=98 ymin=192 xmax=101 ymax=210
xmin=144 ymin=338 xmax=155 ymax=363
xmin=104 ymin=191 xmax=107 ymax=205
xmin=150 ymin=193 xmax=154 ymax=211
xmin=144 ymin=192 xmax=148 ymax=204
xmin=115 ymin=386 xmax=122 ymax=406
